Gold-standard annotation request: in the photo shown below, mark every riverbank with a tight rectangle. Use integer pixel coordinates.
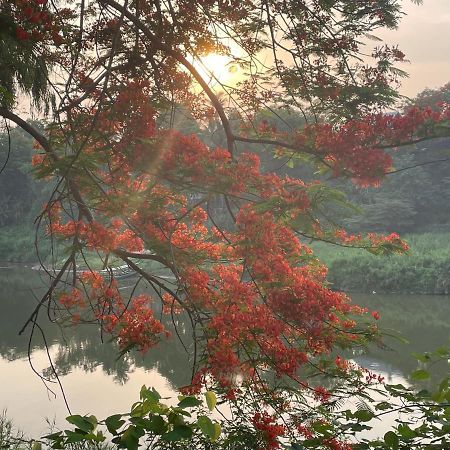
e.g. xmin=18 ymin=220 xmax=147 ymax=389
xmin=313 ymin=232 xmax=450 ymax=294
xmin=2 ymin=227 xmax=450 ymax=294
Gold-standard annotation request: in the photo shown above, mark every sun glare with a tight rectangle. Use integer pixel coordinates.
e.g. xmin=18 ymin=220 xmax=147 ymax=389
xmin=193 ymin=53 xmax=240 ymax=87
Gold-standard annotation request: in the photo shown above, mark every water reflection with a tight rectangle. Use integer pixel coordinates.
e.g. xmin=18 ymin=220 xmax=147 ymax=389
xmin=0 ymin=267 xmax=192 ymax=435
xmin=0 ymin=268 xmax=193 ymax=385
xmin=1 ymin=268 xmax=449 ymax=436
xmin=352 ymin=293 xmax=450 ymax=380
xmin=2 ymin=347 xmax=177 ymax=437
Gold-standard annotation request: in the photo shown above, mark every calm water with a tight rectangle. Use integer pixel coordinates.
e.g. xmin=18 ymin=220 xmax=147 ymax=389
xmin=1 ymin=266 xmax=449 ymax=437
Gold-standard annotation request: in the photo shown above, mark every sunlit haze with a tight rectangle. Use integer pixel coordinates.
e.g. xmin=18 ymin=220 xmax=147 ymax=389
xmin=193 ymin=53 xmax=241 ymax=88
xmin=377 ymin=0 xmax=450 ymax=97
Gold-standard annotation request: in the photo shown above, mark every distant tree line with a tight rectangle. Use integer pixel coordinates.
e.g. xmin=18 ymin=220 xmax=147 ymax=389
xmin=1 ymin=85 xmax=450 ymax=252
xmin=0 ymin=121 xmax=48 ymax=228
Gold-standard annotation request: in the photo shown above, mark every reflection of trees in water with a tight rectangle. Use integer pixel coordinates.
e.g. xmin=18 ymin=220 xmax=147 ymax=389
xmin=352 ymin=293 xmax=450 ymax=379
xmin=2 ymin=269 xmax=449 ymax=387
xmin=42 ymin=335 xmax=135 ymax=384
xmin=0 ymin=269 xmax=51 ymax=359
xmin=43 ymin=317 xmax=193 ymax=387
xmin=0 ymin=269 xmax=192 ymax=388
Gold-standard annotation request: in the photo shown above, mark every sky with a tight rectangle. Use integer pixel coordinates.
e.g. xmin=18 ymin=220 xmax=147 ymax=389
xmin=378 ymin=0 xmax=450 ymax=98
xmin=210 ymin=0 xmax=450 ymax=101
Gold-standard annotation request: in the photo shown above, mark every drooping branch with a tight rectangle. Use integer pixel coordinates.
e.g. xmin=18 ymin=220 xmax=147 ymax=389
xmin=99 ymin=0 xmax=236 ymax=155
xmin=0 ymin=107 xmax=51 ymax=151
xmin=386 ymin=157 xmax=450 ymax=175
xmin=113 ymin=249 xmax=175 ymax=272
xmin=18 ymin=256 xmax=74 ymax=335
xmin=233 ymin=134 xmax=315 ymax=155
xmin=0 ymin=108 xmax=94 ymax=222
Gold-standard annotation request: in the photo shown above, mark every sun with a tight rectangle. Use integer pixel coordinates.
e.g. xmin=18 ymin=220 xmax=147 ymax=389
xmin=193 ymin=53 xmax=240 ymax=87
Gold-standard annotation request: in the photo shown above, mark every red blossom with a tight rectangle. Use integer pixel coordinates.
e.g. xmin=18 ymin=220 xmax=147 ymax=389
xmin=16 ymin=26 xmax=30 ymax=40
xmin=252 ymin=411 xmax=286 ymax=449
xmin=371 ymin=311 xmax=380 ymax=320
xmin=37 ymin=77 xmax=450 ymax=412
xmin=102 ymin=294 xmax=167 ymax=353
xmin=313 ymin=386 xmax=332 ymax=403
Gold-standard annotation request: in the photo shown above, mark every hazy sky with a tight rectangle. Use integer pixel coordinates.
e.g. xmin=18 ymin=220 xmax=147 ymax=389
xmin=377 ymin=0 xmax=450 ymax=98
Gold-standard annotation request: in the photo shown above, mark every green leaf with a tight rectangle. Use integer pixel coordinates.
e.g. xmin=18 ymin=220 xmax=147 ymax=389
xmin=64 ymin=431 xmax=87 ymax=444
xmin=161 ymin=425 xmax=193 ymax=442
xmin=384 ymin=431 xmax=399 ymax=449
xmin=177 ymin=396 xmax=202 ymax=409
xmin=42 ymin=432 xmax=63 ymax=440
xmin=311 ymin=421 xmax=333 ymax=437
xmin=353 ymin=410 xmax=374 ymax=422
xmin=397 ymin=424 xmax=416 ymax=440
xmin=205 ymin=391 xmax=217 ymax=411
xmin=291 ymin=443 xmax=306 ymax=450
xmin=66 ymin=415 xmax=96 ymax=433
xmin=444 ymin=406 xmax=450 ymax=419
xmin=129 ymin=417 xmax=149 ymax=428
xmin=144 ymin=415 xmax=167 ymax=435
xmin=345 ymin=423 xmax=372 ymax=432
xmin=411 ymin=369 xmax=430 ymax=381
xmin=211 ymin=422 xmax=221 ymax=442
xmin=91 ymin=431 xmax=106 ymax=443
xmin=197 ymin=416 xmax=221 ymax=442
xmin=412 ymin=352 xmax=431 ymax=363
xmin=172 ymin=409 xmax=191 ymax=418
xmin=167 ymin=411 xmax=187 ymax=427
xmin=197 ymin=415 xmax=215 ymax=439
xmin=386 ymin=383 xmax=408 ymax=392
xmin=32 ymin=442 xmax=42 ymax=450
xmin=439 ymin=376 xmax=449 ymax=393
xmin=140 ymin=385 xmax=161 ymax=403
xmin=375 ymin=401 xmax=392 ymax=411
xmin=436 ymin=346 xmax=450 ymax=357
xmin=105 ymin=414 xmax=125 ymax=435
xmin=120 ymin=426 xmax=145 ymax=450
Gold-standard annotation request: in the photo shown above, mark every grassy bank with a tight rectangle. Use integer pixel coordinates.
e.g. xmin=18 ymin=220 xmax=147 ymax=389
xmin=2 ymin=225 xmax=450 ymax=295
xmin=313 ymin=233 xmax=450 ymax=294
xmin=0 ymin=225 xmax=161 ymax=274
xmin=0 ymin=226 xmax=45 ymax=263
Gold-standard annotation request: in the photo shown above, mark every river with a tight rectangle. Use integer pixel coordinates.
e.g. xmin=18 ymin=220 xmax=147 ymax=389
xmin=1 ymin=266 xmax=449 ymax=438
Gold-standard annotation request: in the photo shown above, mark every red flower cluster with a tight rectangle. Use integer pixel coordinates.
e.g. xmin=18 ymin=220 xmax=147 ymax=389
xmin=324 ymin=438 xmax=353 ymax=450
xmin=56 ymin=272 xmax=168 ymax=353
xmin=35 ymin=82 xmax=450 ymax=407
xmin=333 ymin=230 xmax=409 ymax=253
xmin=279 ymin=104 xmax=450 ymax=186
xmin=12 ymin=0 xmax=63 ymax=45
xmin=49 ymin=220 xmax=144 ymax=253
xmin=59 ymin=288 xmax=84 ymax=309
xmin=102 ymin=294 xmax=168 ymax=353
xmin=252 ymin=411 xmax=286 ymax=450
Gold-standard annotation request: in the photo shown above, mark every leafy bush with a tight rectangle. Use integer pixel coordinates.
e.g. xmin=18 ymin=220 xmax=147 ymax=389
xmin=313 ymin=233 xmax=450 ymax=294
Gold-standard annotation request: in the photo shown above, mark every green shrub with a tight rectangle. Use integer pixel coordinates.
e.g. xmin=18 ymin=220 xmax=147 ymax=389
xmin=312 ymin=233 xmax=450 ymax=294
